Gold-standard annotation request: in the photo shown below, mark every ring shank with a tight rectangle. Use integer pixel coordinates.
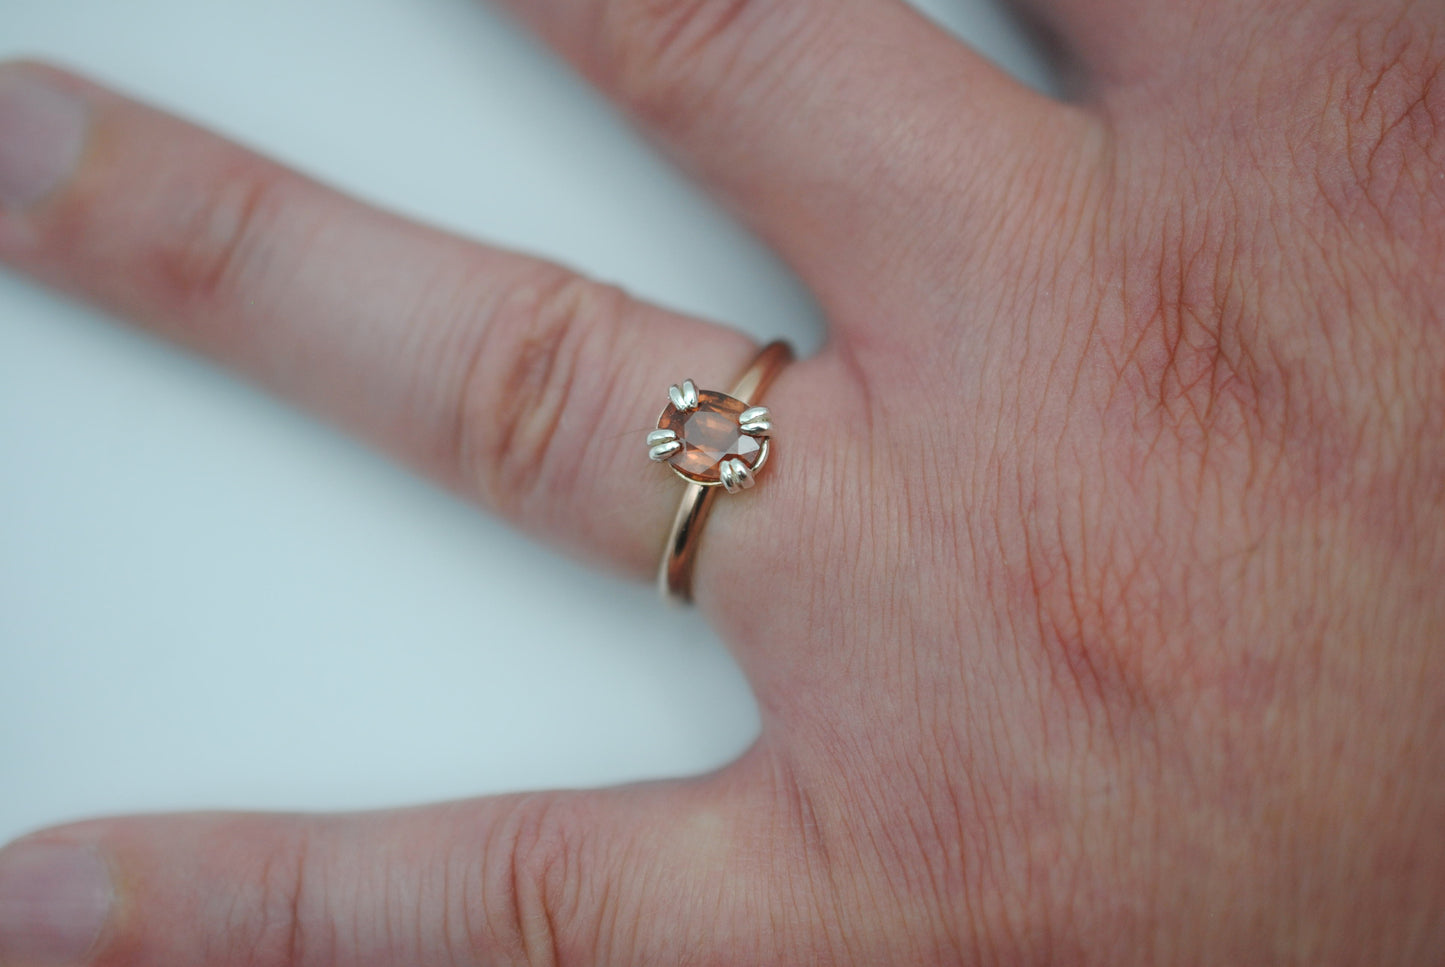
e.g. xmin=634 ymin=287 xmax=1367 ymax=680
xmin=659 ymin=341 xmax=794 ymax=604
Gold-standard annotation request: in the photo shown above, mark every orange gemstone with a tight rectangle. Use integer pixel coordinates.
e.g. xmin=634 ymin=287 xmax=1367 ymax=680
xmin=659 ymin=391 xmax=762 ymax=483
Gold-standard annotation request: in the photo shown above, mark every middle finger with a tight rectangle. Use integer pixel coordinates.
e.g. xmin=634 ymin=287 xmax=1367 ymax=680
xmin=496 ymin=0 xmax=1075 ymax=327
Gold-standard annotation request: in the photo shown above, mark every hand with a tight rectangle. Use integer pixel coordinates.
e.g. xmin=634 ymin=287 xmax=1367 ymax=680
xmin=1 ymin=0 xmax=1442 ymax=963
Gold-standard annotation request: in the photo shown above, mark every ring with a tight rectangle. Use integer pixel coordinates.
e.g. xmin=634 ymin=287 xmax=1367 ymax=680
xmin=647 ymin=341 xmax=794 ymax=603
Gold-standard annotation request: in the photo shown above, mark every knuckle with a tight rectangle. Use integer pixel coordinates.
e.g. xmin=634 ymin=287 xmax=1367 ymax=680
xmin=455 ymin=270 xmax=628 ymax=515
xmin=476 ymin=796 xmax=587 ymax=967
xmin=156 ymin=160 xmax=297 ymax=313
xmin=594 ymin=0 xmax=797 ymax=128
xmin=217 ymin=820 xmax=329 ymax=966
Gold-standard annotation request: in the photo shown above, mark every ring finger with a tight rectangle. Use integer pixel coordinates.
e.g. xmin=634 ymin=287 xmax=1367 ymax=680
xmin=0 ymin=62 xmax=801 ymax=578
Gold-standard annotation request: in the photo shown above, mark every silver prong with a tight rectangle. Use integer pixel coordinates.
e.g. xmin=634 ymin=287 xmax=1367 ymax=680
xmin=649 ymin=440 xmax=683 ymax=462
xmin=668 ymin=380 xmax=699 ymax=412
xmin=730 ymin=459 xmax=755 ymax=490
xmin=719 ymin=458 xmax=755 ymax=494
xmin=647 ymin=428 xmax=678 ymax=447
xmin=739 ymin=405 xmax=772 ymax=437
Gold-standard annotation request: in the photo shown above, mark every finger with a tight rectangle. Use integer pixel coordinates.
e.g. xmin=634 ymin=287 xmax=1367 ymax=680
xmin=1008 ymin=0 xmax=1194 ymax=88
xmin=0 ymin=62 xmax=770 ymax=578
xmin=0 ymin=778 xmax=778 ymax=966
xmin=497 ymin=0 xmax=1079 ymax=321
xmin=1012 ymin=0 xmax=1358 ymax=92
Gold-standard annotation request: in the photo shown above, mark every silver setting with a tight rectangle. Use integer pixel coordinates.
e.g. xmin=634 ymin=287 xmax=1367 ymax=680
xmin=647 ymin=430 xmax=682 ymax=462
xmin=739 ymin=406 xmax=772 ymax=437
xmin=668 ymin=379 xmax=699 ymax=412
xmin=651 ymin=383 xmax=775 ymax=492
xmin=718 ymin=457 xmax=756 ymax=495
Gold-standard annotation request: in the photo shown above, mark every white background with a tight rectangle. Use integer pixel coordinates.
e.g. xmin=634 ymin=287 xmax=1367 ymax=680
xmin=0 ymin=0 xmax=1051 ymax=843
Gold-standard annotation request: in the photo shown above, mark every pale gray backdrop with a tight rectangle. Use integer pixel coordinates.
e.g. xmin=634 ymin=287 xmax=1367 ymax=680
xmin=0 ymin=0 xmax=1052 ymax=843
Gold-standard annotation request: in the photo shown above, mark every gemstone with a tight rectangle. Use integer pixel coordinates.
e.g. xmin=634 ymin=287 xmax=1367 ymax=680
xmin=658 ymin=390 xmax=762 ymax=484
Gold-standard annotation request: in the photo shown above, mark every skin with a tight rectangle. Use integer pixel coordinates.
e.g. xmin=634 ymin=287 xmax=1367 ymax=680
xmin=1 ymin=0 xmax=1443 ymax=963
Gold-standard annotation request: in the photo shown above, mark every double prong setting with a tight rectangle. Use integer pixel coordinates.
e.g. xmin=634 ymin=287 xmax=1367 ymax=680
xmin=648 ymin=382 xmax=774 ymax=493
xmin=668 ymin=379 xmax=699 ymax=412
xmin=718 ymin=457 xmax=755 ymax=494
xmin=647 ymin=428 xmax=682 ymax=462
xmin=739 ymin=406 xmax=772 ymax=437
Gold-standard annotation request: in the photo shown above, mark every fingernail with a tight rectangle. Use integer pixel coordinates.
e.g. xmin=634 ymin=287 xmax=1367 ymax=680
xmin=0 ymin=841 xmax=112 ymax=965
xmin=0 ymin=69 xmax=88 ymax=211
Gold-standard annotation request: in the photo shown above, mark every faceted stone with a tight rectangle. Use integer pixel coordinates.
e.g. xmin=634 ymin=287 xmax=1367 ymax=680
xmin=658 ymin=390 xmax=762 ymax=483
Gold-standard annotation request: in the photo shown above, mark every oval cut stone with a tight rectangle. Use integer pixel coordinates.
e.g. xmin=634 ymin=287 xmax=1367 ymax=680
xmin=659 ymin=390 xmax=762 ymax=483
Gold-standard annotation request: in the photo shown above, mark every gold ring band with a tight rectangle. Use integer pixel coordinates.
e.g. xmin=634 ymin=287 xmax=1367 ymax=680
xmin=654 ymin=341 xmax=794 ymax=603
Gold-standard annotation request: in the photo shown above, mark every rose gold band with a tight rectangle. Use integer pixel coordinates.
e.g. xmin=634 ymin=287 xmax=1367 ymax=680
xmin=658 ymin=340 xmax=794 ymax=604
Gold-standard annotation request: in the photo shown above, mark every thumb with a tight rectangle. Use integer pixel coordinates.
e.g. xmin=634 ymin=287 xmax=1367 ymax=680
xmin=0 ymin=778 xmax=760 ymax=967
